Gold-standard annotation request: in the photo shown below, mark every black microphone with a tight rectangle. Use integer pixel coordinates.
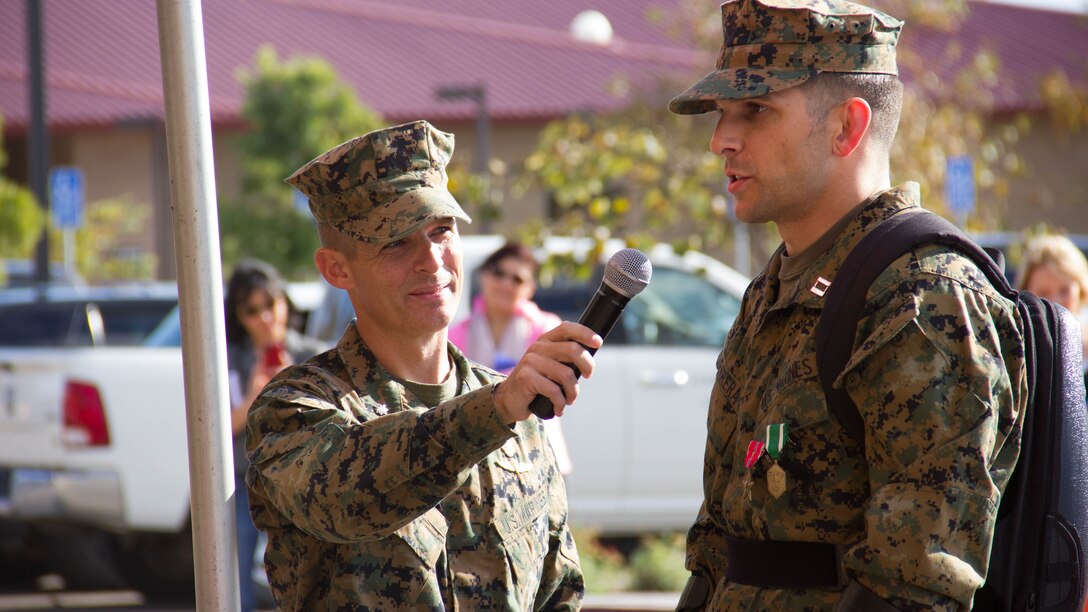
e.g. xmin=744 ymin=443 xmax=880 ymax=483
xmin=528 ymin=248 xmax=652 ymax=420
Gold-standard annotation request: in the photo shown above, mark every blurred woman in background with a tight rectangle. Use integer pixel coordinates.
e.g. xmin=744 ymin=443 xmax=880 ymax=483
xmin=449 ymin=242 xmax=572 ymax=474
xmin=224 ymin=259 xmax=324 ymax=611
xmin=1015 ymin=233 xmax=1088 ymax=379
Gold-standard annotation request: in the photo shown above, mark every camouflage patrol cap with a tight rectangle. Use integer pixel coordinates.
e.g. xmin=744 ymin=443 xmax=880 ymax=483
xmin=669 ymin=0 xmax=903 ymax=114
xmin=286 ymin=120 xmax=471 ymax=244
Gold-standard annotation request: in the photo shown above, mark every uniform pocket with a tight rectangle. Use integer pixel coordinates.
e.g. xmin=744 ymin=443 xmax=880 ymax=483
xmin=493 ymin=426 xmax=551 ymax=494
xmin=836 ymin=294 xmax=921 ymax=388
xmin=390 ymin=507 xmax=448 ymax=605
xmin=754 ymin=353 xmax=864 ymax=513
xmin=337 ymin=508 xmax=449 ymax=608
xmin=494 ymin=487 xmax=551 ymax=606
xmin=761 ymin=352 xmax=829 ymax=432
xmin=395 ymin=507 xmax=448 ymax=568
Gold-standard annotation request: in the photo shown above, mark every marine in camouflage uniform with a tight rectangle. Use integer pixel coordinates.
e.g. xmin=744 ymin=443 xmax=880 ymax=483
xmin=246 ymin=120 xmax=585 ymax=610
xmin=670 ymin=1 xmax=1027 ymax=610
xmin=683 ymin=185 xmax=1026 ymax=610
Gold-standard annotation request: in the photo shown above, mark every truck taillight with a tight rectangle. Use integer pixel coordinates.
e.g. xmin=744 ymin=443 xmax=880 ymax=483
xmin=63 ymin=380 xmax=110 ymax=447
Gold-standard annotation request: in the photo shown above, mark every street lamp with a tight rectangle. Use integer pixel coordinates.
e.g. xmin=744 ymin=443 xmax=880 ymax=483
xmin=435 ymin=84 xmax=490 ymax=176
xmin=435 ymin=84 xmax=493 ymax=232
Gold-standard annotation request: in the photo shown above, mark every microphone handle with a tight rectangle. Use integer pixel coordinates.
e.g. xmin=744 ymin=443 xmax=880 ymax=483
xmin=527 ymin=284 xmax=629 ymax=419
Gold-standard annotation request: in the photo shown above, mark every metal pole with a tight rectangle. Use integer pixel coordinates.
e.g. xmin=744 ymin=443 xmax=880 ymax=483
xmin=474 ymin=89 xmax=493 ymax=233
xmin=26 ymin=0 xmax=49 ymax=283
xmin=473 ymin=87 xmax=490 ymax=177
xmin=435 ymin=84 xmax=493 ymax=231
xmin=154 ymin=1 xmax=239 ymax=610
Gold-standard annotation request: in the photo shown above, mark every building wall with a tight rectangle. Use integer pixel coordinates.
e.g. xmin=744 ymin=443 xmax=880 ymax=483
xmin=999 ymin=116 xmax=1088 ymax=234
xmin=427 ymin=119 xmax=553 ymax=236
xmin=58 ymin=126 xmax=250 ymax=280
xmin=30 ymin=114 xmax=1088 ymax=282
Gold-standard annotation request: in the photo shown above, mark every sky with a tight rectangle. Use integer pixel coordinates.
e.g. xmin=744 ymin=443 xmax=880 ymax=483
xmin=984 ymin=0 xmax=1088 ymax=12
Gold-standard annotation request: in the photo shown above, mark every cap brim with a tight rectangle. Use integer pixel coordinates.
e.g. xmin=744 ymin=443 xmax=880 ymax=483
xmin=669 ymin=68 xmax=815 ymax=114
xmin=363 ymin=187 xmax=472 ymax=244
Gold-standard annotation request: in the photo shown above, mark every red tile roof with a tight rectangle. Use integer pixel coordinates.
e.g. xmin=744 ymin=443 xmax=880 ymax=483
xmin=0 ymin=0 xmax=1084 ymax=132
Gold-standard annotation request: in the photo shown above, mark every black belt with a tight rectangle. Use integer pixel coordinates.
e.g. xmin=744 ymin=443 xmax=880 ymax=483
xmin=724 ymin=535 xmax=848 ymax=589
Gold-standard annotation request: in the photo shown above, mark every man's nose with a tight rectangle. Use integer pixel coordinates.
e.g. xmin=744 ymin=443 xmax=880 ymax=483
xmin=710 ymin=113 xmax=741 ymax=157
xmin=416 ymin=241 xmax=444 ymax=272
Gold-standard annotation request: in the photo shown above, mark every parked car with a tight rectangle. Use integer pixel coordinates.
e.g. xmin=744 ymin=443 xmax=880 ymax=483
xmin=970 ymin=231 xmax=1088 ymax=286
xmin=0 ymin=281 xmax=315 ymax=599
xmin=0 ymin=283 xmax=178 ymax=347
xmin=308 ymin=235 xmax=749 ymax=534
xmin=0 ymin=283 xmax=182 ymax=592
xmin=0 ymin=259 xmax=84 ymax=289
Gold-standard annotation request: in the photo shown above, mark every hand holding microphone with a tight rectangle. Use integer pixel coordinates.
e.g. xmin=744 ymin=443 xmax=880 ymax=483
xmin=494 ymin=248 xmax=652 ymax=422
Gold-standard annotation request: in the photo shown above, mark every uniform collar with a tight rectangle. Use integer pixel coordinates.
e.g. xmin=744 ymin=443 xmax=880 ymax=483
xmin=793 ymin=182 xmax=921 ymax=311
xmin=751 ymin=182 xmax=921 ymax=324
xmin=334 ymin=323 xmax=482 ymax=413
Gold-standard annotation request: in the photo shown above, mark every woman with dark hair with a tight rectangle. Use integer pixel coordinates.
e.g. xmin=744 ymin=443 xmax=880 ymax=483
xmin=224 ymin=259 xmax=324 ymax=612
xmin=448 ymin=242 xmax=572 ymax=474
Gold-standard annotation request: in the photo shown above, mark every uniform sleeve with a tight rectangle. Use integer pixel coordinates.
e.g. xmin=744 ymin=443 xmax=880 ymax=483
xmin=685 ymin=348 xmax=739 ymax=596
xmin=247 ymin=379 xmax=515 ymax=542
xmin=838 ymin=272 xmax=1024 ymax=611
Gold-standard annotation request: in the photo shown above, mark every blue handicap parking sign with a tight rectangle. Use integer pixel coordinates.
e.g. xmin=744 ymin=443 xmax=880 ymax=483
xmin=49 ymin=166 xmax=85 ymax=229
xmin=292 ymin=188 xmax=310 ymax=215
xmin=945 ymin=155 xmax=976 ymax=219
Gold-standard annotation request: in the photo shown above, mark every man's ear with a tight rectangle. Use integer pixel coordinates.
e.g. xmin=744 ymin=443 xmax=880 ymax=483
xmin=831 ymin=97 xmax=872 ymax=158
xmin=314 ymin=247 xmax=353 ymax=290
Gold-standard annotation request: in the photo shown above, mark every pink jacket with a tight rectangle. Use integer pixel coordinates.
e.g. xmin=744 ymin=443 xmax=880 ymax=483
xmin=448 ymin=296 xmax=562 ymax=372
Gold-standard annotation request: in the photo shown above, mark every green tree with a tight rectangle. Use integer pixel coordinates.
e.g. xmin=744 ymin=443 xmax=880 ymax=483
xmin=220 ymin=45 xmax=383 ymax=279
xmin=0 ymin=114 xmax=46 ymax=281
xmin=516 ymin=0 xmax=1046 ymax=267
xmin=49 ymin=197 xmax=158 ymax=283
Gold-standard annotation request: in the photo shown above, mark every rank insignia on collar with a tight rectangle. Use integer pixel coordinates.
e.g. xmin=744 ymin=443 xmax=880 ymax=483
xmin=810 ymin=277 xmax=831 ymax=297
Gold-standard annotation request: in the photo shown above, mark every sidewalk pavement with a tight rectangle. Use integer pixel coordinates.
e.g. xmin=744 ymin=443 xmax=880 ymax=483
xmin=0 ymin=590 xmax=682 ymax=611
xmin=585 ymin=591 xmax=680 ymax=611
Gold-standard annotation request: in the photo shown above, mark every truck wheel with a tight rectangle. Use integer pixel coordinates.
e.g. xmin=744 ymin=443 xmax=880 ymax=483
xmin=113 ymin=526 xmax=196 ymax=601
xmin=0 ymin=520 xmax=50 ymax=587
xmin=44 ymin=528 xmax=128 ymax=590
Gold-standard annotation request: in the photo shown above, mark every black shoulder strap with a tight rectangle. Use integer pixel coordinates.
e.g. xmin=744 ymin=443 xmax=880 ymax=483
xmin=815 ymin=210 xmax=1015 ymax=448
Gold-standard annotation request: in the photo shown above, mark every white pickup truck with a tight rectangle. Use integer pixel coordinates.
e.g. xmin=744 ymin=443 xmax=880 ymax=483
xmin=0 ymin=284 xmax=193 ymax=594
xmin=0 ymin=239 xmax=748 ymax=597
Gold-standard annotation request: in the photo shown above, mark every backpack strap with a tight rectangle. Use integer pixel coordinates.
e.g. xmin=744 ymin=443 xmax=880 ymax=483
xmin=815 ymin=209 xmax=1015 ymax=448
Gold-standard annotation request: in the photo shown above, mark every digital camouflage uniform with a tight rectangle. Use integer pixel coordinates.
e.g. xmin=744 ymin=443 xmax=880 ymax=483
xmin=246 ymin=329 xmax=580 ymax=610
xmin=686 ymin=185 xmax=1026 ymax=610
xmin=246 ymin=120 xmax=583 ymax=610
xmin=670 ymin=1 xmax=1027 ymax=610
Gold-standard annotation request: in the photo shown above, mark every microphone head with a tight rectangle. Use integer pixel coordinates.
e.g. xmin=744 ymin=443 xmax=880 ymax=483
xmin=603 ymin=248 xmax=652 ymax=298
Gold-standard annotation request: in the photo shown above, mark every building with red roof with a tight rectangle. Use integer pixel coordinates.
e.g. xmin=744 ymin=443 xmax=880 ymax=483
xmin=1 ymin=0 xmax=1085 ymax=278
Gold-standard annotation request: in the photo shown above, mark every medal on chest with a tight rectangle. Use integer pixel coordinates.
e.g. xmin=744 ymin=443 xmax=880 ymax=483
xmin=765 ymin=423 xmax=789 ymax=499
xmin=743 ymin=439 xmax=765 ymax=502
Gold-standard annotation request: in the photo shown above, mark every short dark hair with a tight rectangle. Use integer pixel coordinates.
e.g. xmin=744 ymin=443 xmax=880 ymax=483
xmin=797 ymin=72 xmax=903 ymax=151
xmin=316 ymin=221 xmax=357 ymax=257
xmin=480 ymin=242 xmax=540 ymax=278
xmin=224 ymin=258 xmax=295 ymax=345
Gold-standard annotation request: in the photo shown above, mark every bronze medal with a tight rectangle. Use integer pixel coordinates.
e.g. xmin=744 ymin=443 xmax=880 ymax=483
xmin=767 ymin=463 xmax=787 ymax=498
xmin=765 ymin=424 xmax=788 ymax=498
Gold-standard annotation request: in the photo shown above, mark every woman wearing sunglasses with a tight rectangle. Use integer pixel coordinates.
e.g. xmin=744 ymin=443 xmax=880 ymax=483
xmin=449 ymin=241 xmax=572 ymax=474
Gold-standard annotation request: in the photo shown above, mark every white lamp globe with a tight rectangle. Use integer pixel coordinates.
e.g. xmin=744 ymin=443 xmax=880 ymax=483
xmin=570 ymin=10 xmax=614 ymax=45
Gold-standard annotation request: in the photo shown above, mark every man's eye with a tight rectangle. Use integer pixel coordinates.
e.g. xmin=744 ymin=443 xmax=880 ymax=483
xmin=749 ymin=103 xmax=768 ymax=114
xmin=432 ymin=221 xmax=458 ymax=238
xmin=382 ymin=238 xmax=406 ymax=251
